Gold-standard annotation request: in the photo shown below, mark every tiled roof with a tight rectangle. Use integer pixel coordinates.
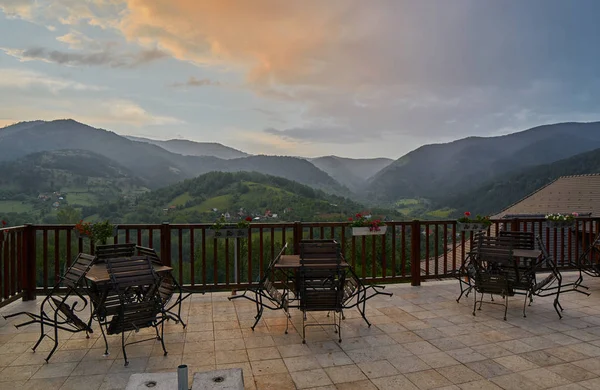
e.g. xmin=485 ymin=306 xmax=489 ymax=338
xmin=492 ymin=173 xmax=600 ymax=219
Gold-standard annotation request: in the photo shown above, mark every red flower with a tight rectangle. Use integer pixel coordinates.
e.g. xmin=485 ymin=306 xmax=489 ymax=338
xmin=245 ymin=216 xmax=252 ymax=222
xmin=464 ymin=211 xmax=471 ymax=217
xmin=348 ymin=217 xmax=353 ymax=221
xmin=1 ymin=220 xmax=6 ymax=227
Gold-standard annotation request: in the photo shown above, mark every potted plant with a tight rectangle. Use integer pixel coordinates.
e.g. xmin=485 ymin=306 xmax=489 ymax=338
xmin=457 ymin=212 xmax=492 ymax=231
xmin=74 ymin=220 xmax=117 ymax=245
xmin=349 ymin=213 xmax=387 ymax=236
xmin=546 ymin=213 xmax=577 ymax=229
xmin=206 ymin=216 xmax=252 ymax=238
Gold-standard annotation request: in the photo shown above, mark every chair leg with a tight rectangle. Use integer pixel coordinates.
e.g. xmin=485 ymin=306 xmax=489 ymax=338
xmin=472 ymin=290 xmax=477 ymax=317
xmin=337 ymin=311 xmax=342 ymax=343
xmin=302 ymin=311 xmax=306 ymax=344
xmin=251 ymin=307 xmax=264 ymax=331
xmin=31 ymin=327 xmax=46 ymax=352
xmin=522 ymin=294 xmax=528 ymax=318
xmin=99 ymin=322 xmax=109 ymax=356
xmin=45 ymin=314 xmax=60 ymax=362
xmin=503 ymin=295 xmax=509 ymax=321
xmin=159 ymin=321 xmax=168 ymax=356
xmin=553 ymin=298 xmax=563 ymax=319
xmin=122 ymin=330 xmax=128 ymax=366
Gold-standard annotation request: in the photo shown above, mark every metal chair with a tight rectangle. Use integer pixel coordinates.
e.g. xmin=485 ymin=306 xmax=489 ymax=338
xmin=228 ymin=244 xmax=291 ymax=333
xmin=105 ymin=255 xmax=171 ymax=366
xmin=471 ymin=237 xmax=516 ymax=320
xmin=340 ymin=267 xmax=392 ymax=327
xmin=527 ymin=235 xmax=589 ymax=318
xmin=299 ymin=261 xmax=344 ymax=343
xmin=3 ymin=253 xmax=95 ymax=362
xmin=136 ymin=246 xmax=194 ymax=328
xmin=573 ymin=230 xmax=600 ymax=288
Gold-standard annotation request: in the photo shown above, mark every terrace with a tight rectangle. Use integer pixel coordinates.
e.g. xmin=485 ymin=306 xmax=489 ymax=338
xmin=0 ymin=218 xmax=599 ymax=389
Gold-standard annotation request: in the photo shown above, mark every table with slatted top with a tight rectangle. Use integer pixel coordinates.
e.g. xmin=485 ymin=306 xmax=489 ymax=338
xmin=85 ymin=262 xmax=172 ymax=284
xmin=513 ymin=249 xmax=542 ymax=260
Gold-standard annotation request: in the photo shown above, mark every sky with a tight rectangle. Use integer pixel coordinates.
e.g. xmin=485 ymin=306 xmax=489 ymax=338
xmin=1 ymin=0 xmax=600 ymax=159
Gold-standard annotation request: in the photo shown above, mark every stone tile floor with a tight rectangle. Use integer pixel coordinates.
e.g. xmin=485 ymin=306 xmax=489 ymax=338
xmin=2 ymin=273 xmax=600 ymax=389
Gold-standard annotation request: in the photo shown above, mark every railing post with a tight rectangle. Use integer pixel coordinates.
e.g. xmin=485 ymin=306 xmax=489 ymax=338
xmin=511 ymin=218 xmax=520 ymax=232
xmin=22 ymin=224 xmax=36 ymax=301
xmin=293 ymin=221 xmax=302 ymax=255
xmin=411 ymin=219 xmax=421 ymax=286
xmin=160 ymin=222 xmax=171 ymax=267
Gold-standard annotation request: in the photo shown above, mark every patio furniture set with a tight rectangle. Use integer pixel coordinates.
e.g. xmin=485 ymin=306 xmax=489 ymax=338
xmin=230 ymin=239 xmax=393 ymax=344
xmin=454 ymin=230 xmax=597 ymax=320
xmin=2 ymin=238 xmax=391 ymax=368
xmin=3 ymin=243 xmax=191 ymax=366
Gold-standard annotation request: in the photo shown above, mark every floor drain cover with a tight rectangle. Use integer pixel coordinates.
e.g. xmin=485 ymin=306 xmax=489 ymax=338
xmin=144 ymin=381 xmax=157 ymax=388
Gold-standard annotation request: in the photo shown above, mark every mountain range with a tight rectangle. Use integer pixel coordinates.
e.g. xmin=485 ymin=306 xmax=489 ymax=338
xmin=366 ymin=122 xmax=600 ymax=203
xmin=125 ymin=135 xmax=249 ymax=159
xmin=2 ymin=119 xmax=600 ymax=218
xmin=0 ymin=120 xmax=371 ymax=194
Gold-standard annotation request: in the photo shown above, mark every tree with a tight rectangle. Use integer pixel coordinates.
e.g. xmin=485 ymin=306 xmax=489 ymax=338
xmin=57 ymin=205 xmax=82 ymax=224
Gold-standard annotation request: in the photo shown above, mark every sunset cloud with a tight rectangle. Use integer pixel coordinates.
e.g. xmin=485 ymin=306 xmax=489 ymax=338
xmin=1 ymin=0 xmax=600 ymax=157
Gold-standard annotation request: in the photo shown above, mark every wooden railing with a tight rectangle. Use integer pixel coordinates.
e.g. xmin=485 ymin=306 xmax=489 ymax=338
xmin=0 ymin=217 xmax=598 ymax=307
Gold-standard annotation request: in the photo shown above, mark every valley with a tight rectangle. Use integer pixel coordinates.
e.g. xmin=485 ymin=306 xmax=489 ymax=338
xmin=2 ymin=119 xmax=600 ymax=225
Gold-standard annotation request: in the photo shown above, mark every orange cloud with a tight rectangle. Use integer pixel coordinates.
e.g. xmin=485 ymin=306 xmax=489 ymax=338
xmin=119 ymin=0 xmax=373 ymax=87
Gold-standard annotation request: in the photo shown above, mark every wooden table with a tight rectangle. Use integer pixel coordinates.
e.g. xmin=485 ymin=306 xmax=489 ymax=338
xmin=513 ymin=249 xmax=542 ymax=259
xmin=85 ymin=263 xmax=173 ymax=284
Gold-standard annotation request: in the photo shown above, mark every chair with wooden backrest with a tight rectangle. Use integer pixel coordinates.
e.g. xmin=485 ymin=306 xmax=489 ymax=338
xmin=498 ymin=231 xmax=535 ymax=250
xmin=105 ymin=255 xmax=169 ymax=366
xmin=472 ymin=236 xmax=518 ymax=320
xmin=3 ymin=253 xmax=96 ymax=362
xmin=136 ymin=246 xmax=194 ymax=328
xmin=297 ymin=239 xmax=341 ymax=290
xmin=228 ymin=244 xmax=291 ymax=333
xmin=298 ymin=259 xmax=344 ymax=344
xmin=95 ymin=243 xmax=136 ymax=262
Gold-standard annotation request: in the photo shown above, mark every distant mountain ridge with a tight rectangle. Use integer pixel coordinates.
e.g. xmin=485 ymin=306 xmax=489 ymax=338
xmin=309 ymin=156 xmax=393 ymax=192
xmin=367 ymin=122 xmax=600 ymax=202
xmin=0 ymin=120 xmax=348 ymax=194
xmin=125 ymin=135 xmax=249 ymax=159
xmin=437 ymin=146 xmax=600 ymax=217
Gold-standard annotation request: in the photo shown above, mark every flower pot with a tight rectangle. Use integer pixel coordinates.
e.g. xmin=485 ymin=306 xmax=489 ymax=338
xmin=352 ymin=226 xmax=387 ymax=236
xmin=206 ymin=228 xmax=249 ymax=239
xmin=546 ymin=220 xmax=575 ymax=229
xmin=457 ymin=222 xmax=489 ymax=232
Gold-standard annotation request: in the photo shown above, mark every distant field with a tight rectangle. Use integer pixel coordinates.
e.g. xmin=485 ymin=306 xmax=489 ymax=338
xmin=427 ymin=208 xmax=454 ymax=218
xmin=395 ymin=199 xmax=420 ymax=206
xmin=171 ymin=192 xmax=193 ymax=206
xmin=191 ymin=195 xmax=232 ymax=212
xmin=0 ymin=200 xmax=34 ymax=213
xmin=67 ymin=193 xmax=96 ymax=206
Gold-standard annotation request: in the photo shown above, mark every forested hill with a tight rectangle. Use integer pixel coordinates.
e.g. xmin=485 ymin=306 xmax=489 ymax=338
xmin=0 ymin=149 xmax=146 ymax=197
xmin=99 ymin=171 xmax=381 ymax=224
xmin=367 ymin=121 xmax=600 ymax=203
xmin=437 ymin=147 xmax=600 ymax=216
